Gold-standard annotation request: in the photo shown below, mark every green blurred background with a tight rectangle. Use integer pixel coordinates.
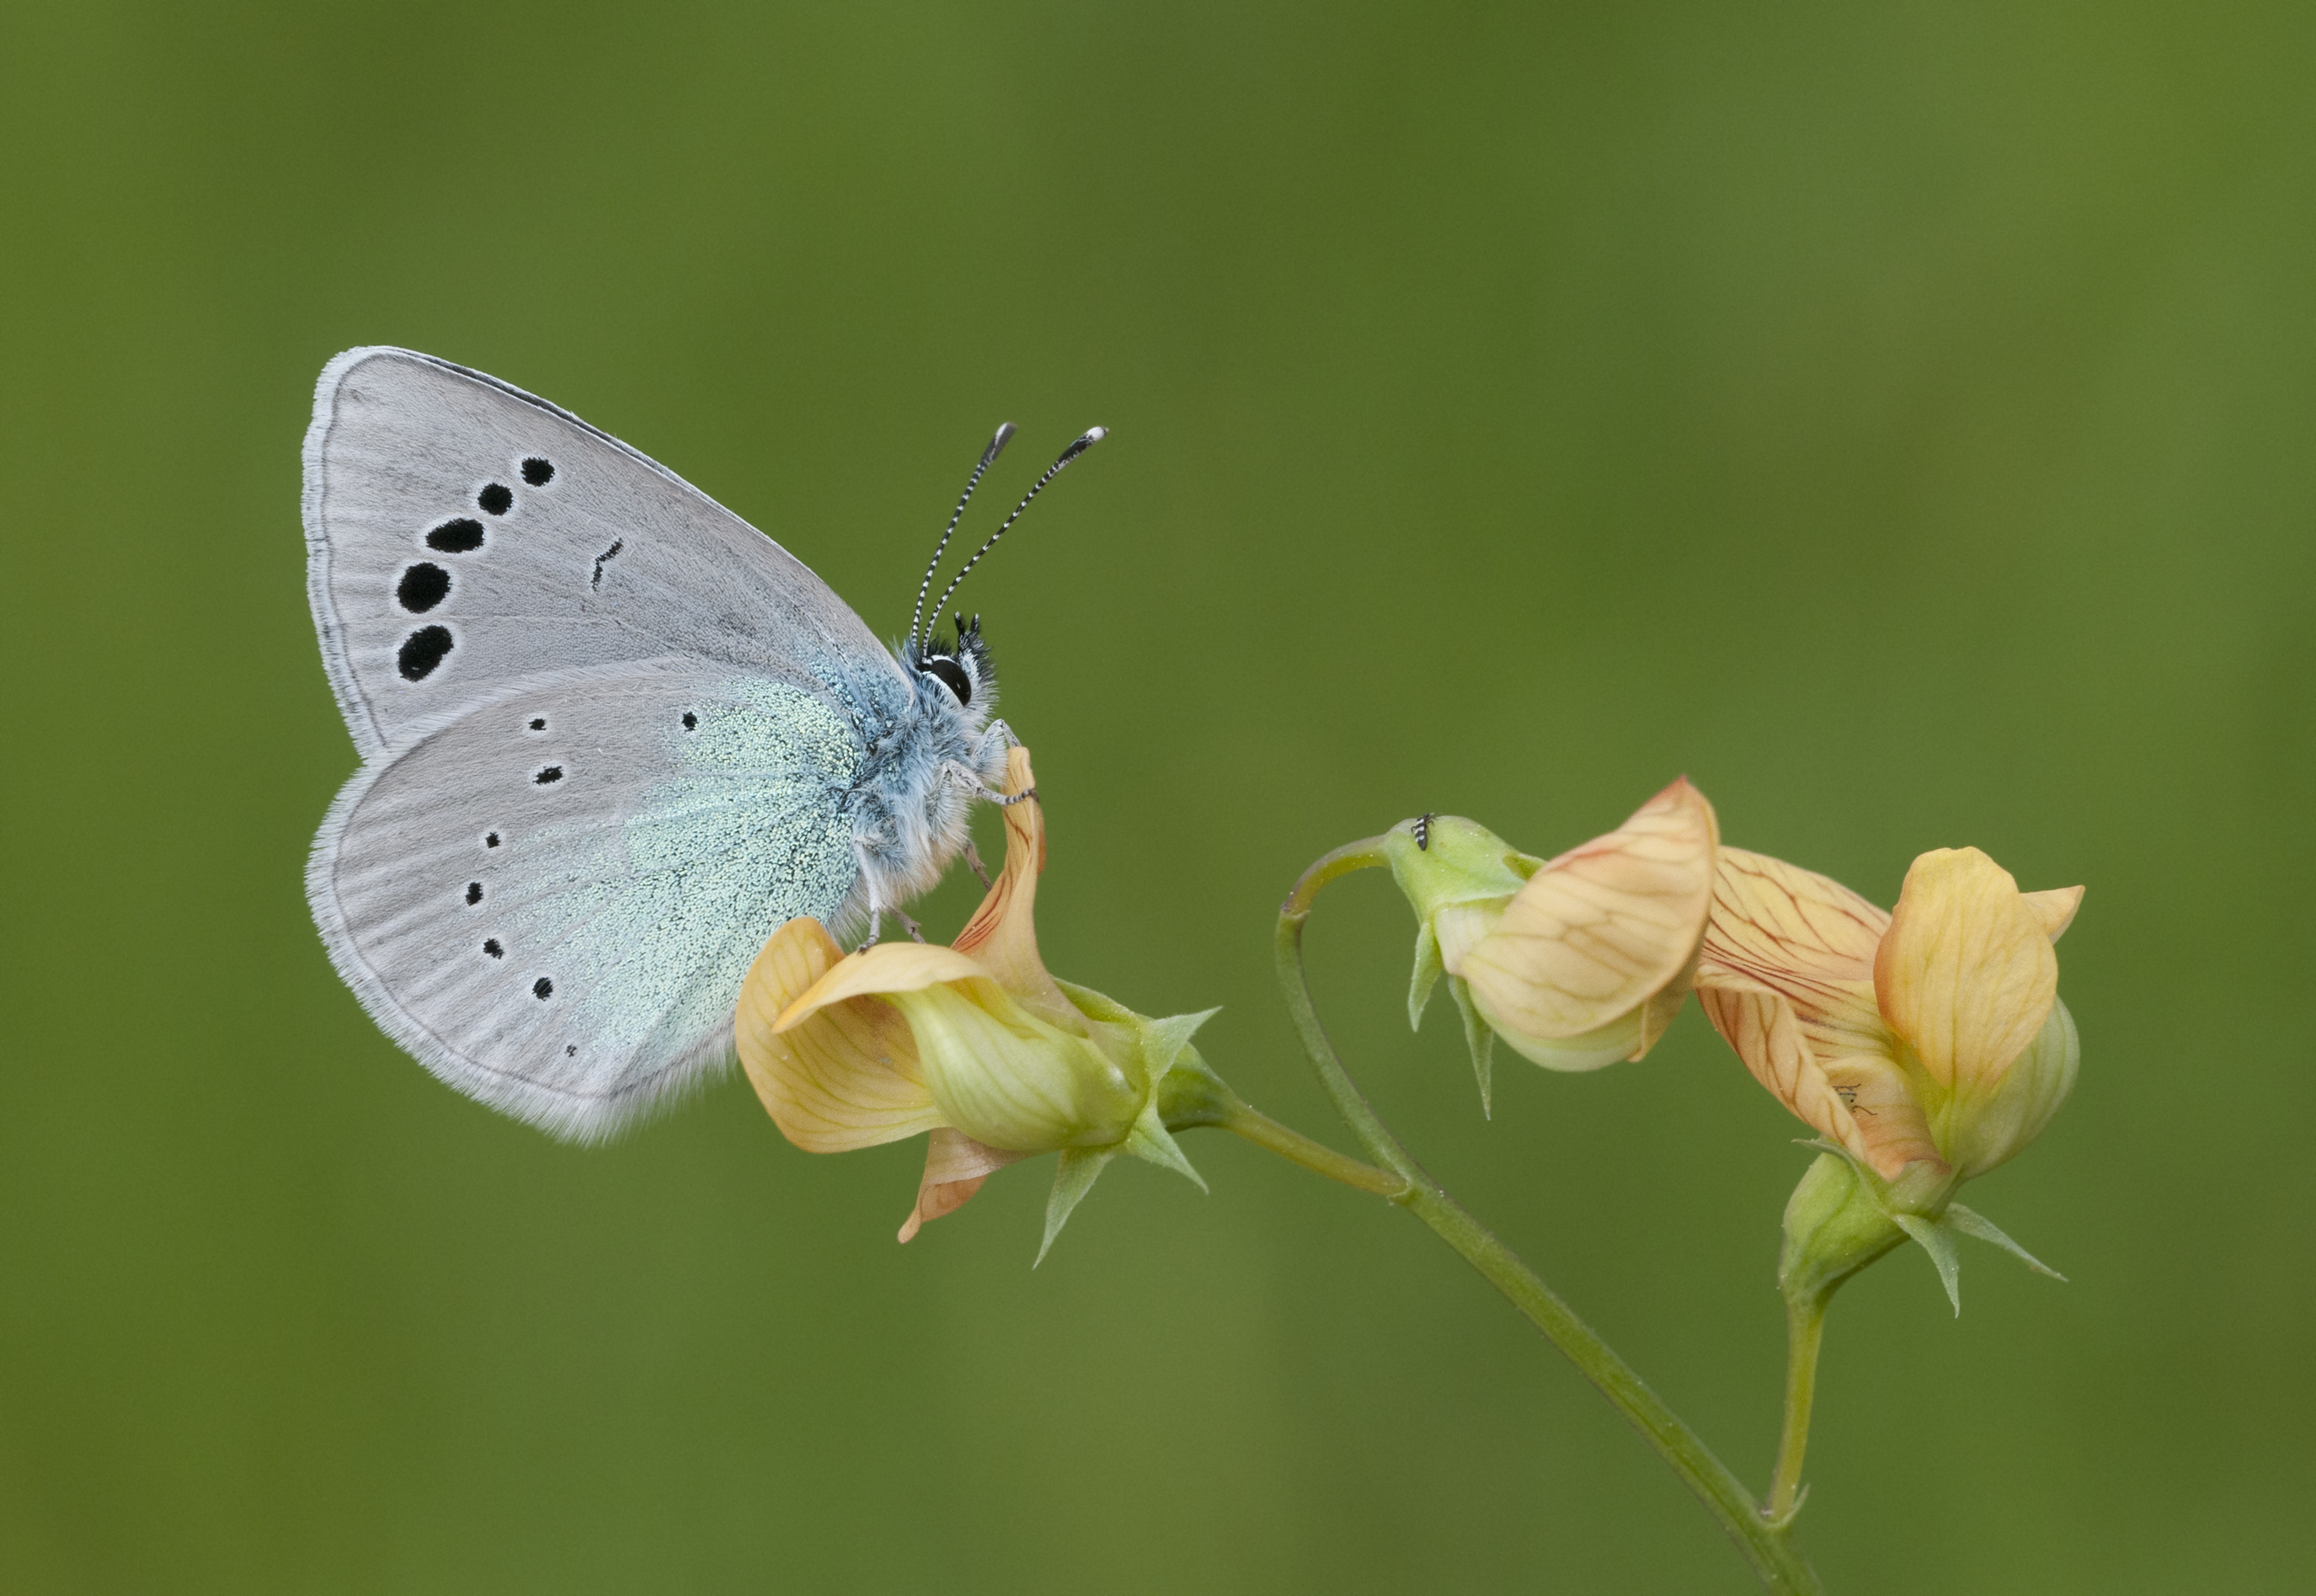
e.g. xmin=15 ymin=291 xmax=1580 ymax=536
xmin=4 ymin=2 xmax=2311 ymax=1590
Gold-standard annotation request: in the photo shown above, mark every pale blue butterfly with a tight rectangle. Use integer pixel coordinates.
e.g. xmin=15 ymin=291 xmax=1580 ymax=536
xmin=304 ymin=349 xmax=1103 ymax=1140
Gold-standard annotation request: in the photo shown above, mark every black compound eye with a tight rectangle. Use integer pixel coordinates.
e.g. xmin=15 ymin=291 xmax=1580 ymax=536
xmin=922 ymin=656 xmax=972 ymax=707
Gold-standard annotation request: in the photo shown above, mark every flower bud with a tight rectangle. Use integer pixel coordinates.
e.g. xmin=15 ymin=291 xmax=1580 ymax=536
xmin=1385 ymin=781 xmax=1720 ymax=1106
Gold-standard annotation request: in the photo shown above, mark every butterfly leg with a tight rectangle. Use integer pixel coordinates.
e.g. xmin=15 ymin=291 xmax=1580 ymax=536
xmin=856 ymin=841 xmax=890 ymax=947
xmin=945 ymin=760 xmax=1039 ymax=809
xmin=892 ymin=908 xmax=928 ymax=944
xmin=962 ymin=836 xmax=993 ymax=888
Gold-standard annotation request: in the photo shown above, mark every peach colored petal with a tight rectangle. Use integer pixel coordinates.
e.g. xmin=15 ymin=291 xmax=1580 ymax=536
xmin=736 ymin=919 xmax=945 ymax=1154
xmin=1697 ymin=846 xmax=1889 ymax=1010
xmin=898 ymin=1128 xmax=1027 ymax=1242
xmin=948 ymin=746 xmax=1080 ymax=1029
xmin=774 ymin=942 xmax=990 ymax=1032
xmin=1696 ymin=982 xmax=1943 ymax=1181
xmin=2023 ymin=885 xmax=2084 ymax=942
xmin=1874 ymin=848 xmax=2057 ymax=1098
xmin=1457 ymin=777 xmax=1719 ymax=1040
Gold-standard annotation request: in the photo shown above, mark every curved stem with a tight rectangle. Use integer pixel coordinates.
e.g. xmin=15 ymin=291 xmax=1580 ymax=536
xmin=1277 ymin=846 xmax=1823 ymax=1596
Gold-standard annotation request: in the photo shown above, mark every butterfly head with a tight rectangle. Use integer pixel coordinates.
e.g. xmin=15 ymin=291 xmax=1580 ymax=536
xmin=904 ymin=612 xmax=995 ymax=720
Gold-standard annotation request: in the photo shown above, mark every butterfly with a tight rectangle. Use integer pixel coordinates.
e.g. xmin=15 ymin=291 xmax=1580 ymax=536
xmin=302 ymin=348 xmax=1103 ymax=1141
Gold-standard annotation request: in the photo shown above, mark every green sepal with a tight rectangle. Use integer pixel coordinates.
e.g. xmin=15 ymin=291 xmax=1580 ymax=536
xmin=1449 ymin=974 xmax=1496 ymax=1118
xmin=1892 ymin=1211 xmax=1963 ymax=1316
xmin=1122 ymin=1101 xmax=1206 ymax=1193
xmin=1135 ymin=1006 xmax=1220 ymax=1092
xmin=1778 ymin=1150 xmax=1907 ymax=1311
xmin=1038 ymin=1148 xmax=1115 ymax=1267
xmin=1408 ymin=922 xmax=1443 ymax=1030
xmin=1027 ymin=1000 xmax=1217 ymax=1267
xmin=1946 ymin=1202 xmax=2067 ymax=1281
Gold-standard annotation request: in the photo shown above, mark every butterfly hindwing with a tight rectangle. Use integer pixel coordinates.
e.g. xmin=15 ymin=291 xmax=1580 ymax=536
xmin=302 ymin=346 xmax=901 ymax=759
xmin=309 ymin=657 xmax=871 ymax=1140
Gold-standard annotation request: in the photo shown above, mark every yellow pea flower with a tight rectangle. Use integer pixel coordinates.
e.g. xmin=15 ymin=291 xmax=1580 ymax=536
xmin=1387 ymin=780 xmax=1721 ymax=1109
xmin=1696 ymin=844 xmax=2083 ymax=1308
xmin=734 ymin=747 xmax=1214 ymax=1258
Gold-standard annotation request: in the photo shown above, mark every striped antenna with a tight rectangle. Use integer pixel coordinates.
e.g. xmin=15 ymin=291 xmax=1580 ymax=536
xmin=911 ymin=423 xmax=1016 ymax=653
xmin=928 ymin=426 xmax=1107 ymax=626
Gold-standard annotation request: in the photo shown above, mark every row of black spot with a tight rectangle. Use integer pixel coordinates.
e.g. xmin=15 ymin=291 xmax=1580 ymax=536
xmin=395 ymin=456 xmax=557 ymax=681
xmin=456 ymin=693 xmax=690 ymax=1033
xmin=466 ymin=854 xmax=552 ymax=1002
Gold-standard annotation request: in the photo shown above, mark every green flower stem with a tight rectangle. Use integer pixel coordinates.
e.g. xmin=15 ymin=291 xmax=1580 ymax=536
xmin=1209 ymin=1097 xmax=1409 ymax=1197
xmin=1277 ymin=841 xmax=1823 ymax=1596
xmin=1768 ymin=1294 xmax=1827 ymax=1527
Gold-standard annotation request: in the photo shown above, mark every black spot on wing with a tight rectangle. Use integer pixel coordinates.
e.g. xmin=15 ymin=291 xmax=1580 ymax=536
xmin=426 ymin=518 xmax=485 ymax=552
xmin=397 ymin=563 xmax=451 ymax=612
xmin=532 ymin=977 xmax=553 ymax=1000
xmin=478 ymin=483 xmax=514 ymax=515
xmin=398 ymin=626 xmax=453 ymax=680
xmin=522 ymin=456 xmax=555 ymax=486
xmin=483 ymin=938 xmax=504 ymax=958
xmin=680 ymin=711 xmax=696 ymax=730
xmin=534 ymin=766 xmax=563 ymax=784
xmin=485 ymin=832 xmax=500 ymax=848
xmin=465 ymin=881 xmax=483 ymax=905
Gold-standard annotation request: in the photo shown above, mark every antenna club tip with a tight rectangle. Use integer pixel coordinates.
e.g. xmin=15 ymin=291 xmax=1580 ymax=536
xmin=1084 ymin=425 xmax=1108 ymax=443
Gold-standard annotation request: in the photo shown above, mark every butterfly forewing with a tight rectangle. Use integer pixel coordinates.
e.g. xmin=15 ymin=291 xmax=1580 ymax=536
xmin=303 ymin=347 xmax=899 ymax=759
xmin=310 ymin=659 xmax=868 ymax=1140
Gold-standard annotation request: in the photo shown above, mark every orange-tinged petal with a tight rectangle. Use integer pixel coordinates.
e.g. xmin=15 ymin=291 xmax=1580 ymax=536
xmin=949 ymin=746 xmax=1081 ymax=1029
xmin=1696 ymin=982 xmax=1944 ymax=1180
xmin=1697 ymin=984 xmax=1866 ymax=1158
xmin=1874 ymin=848 xmax=2057 ymax=1097
xmin=774 ymin=942 xmax=989 ymax=1033
xmin=736 ymin=918 xmax=944 ymax=1154
xmin=1698 ymin=846 xmax=1888 ymax=1008
xmin=1458 ymin=777 xmax=1720 ymax=1040
xmin=2023 ymin=885 xmax=2084 ymax=942
xmin=898 ymin=1128 xmax=1026 ymax=1242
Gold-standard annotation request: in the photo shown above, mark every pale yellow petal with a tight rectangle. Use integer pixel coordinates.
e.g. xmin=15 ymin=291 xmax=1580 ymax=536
xmin=898 ymin=1128 xmax=1027 ymax=1243
xmin=2023 ymin=885 xmax=2084 ymax=942
xmin=1875 ymin=847 xmax=2058 ymax=1097
xmin=736 ymin=918 xmax=944 ymax=1154
xmin=894 ymin=982 xmax=1143 ymax=1153
xmin=773 ymin=942 xmax=989 ymax=1032
xmin=949 ymin=746 xmax=1080 ymax=1028
xmin=1458 ymin=777 xmax=1719 ymax=1040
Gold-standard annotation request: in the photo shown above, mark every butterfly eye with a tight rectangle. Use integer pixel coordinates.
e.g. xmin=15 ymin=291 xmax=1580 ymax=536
xmin=922 ymin=656 xmax=972 ymax=707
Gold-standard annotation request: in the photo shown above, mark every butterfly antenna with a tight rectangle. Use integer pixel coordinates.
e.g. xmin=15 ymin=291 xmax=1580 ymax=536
xmin=930 ymin=426 xmax=1108 ymax=623
xmin=911 ymin=423 xmax=1016 ymax=654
